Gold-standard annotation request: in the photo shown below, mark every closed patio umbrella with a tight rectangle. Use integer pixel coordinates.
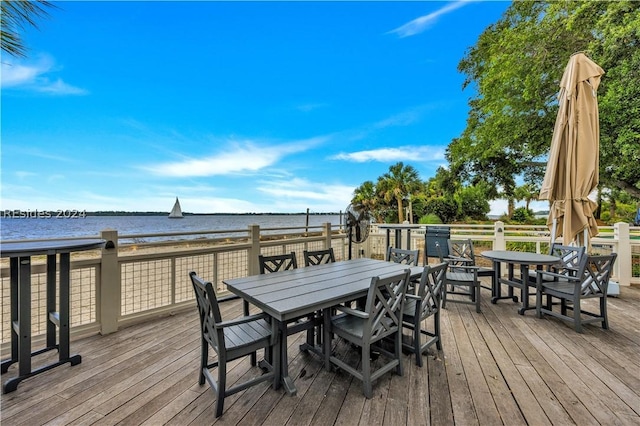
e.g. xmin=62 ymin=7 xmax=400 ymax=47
xmin=538 ymin=52 xmax=605 ymax=246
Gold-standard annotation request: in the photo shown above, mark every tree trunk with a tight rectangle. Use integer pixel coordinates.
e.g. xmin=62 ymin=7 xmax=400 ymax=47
xmin=397 ymin=197 xmax=404 ymax=223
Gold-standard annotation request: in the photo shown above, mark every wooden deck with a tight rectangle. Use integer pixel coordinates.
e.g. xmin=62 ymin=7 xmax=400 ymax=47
xmin=2 ymin=283 xmax=639 ymax=425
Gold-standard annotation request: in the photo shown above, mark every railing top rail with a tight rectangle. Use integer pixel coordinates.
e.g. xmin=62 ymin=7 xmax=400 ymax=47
xmin=0 ymin=235 xmax=101 ymax=244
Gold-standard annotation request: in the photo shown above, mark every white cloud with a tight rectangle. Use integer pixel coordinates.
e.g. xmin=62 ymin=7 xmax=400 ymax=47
xmin=256 ymin=178 xmax=354 ymax=212
xmin=331 ymin=146 xmax=445 ymax=163
xmin=1 ymin=55 xmax=87 ymax=95
xmin=372 ymin=110 xmax=421 ymax=129
xmin=387 ymin=1 xmax=469 ymax=38
xmin=296 ymin=103 xmax=328 ymax=112
xmin=144 ymin=138 xmax=324 ymax=177
xmin=37 ymin=78 xmax=88 ymax=95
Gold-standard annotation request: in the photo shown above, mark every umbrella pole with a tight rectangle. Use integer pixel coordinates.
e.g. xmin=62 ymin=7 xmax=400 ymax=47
xmin=550 ymin=217 xmax=558 ymax=249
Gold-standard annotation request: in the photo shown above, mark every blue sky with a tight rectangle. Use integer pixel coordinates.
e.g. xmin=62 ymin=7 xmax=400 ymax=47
xmin=2 ymin=0 xmax=533 ymax=215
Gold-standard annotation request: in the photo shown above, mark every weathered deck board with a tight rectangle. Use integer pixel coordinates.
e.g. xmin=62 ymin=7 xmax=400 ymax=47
xmin=2 ymin=284 xmax=639 ymax=426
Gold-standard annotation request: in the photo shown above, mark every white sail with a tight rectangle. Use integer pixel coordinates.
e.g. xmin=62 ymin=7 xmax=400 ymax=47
xmin=169 ymin=197 xmax=184 ymax=218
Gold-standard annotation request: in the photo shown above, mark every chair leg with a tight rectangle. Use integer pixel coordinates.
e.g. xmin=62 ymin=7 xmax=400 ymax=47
xmin=475 ymin=282 xmax=481 ymax=313
xmin=199 ymin=338 xmax=207 ymax=385
xmin=414 ymin=320 xmax=422 ymax=367
xmin=215 ymin=359 xmax=227 ymax=418
xmin=244 ymin=300 xmax=257 ymax=366
xmin=601 ymin=296 xmax=609 ymax=329
xmin=442 ymin=288 xmax=447 ymax=310
xmin=573 ymin=298 xmax=582 ymax=333
xmin=535 ymin=287 xmax=543 ymax=318
xmin=395 ymin=331 xmax=403 ymax=376
xmin=362 ymin=343 xmax=372 ymax=399
xmin=272 ymin=339 xmax=281 ymax=390
xmin=435 ymin=310 xmax=442 ymax=351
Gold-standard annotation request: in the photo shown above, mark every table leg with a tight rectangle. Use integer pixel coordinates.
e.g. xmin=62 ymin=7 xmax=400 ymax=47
xmin=2 ymin=256 xmax=33 ymax=393
xmin=58 ymin=253 xmax=81 ymax=365
xmin=1 ymin=258 xmax=19 ymax=375
xmin=278 ymin=320 xmax=297 ymax=396
xmin=18 ymin=257 xmax=32 ymax=378
xmin=517 ymin=263 xmax=538 ymax=315
xmin=517 ymin=263 xmax=529 ymax=315
xmin=491 ymin=260 xmax=501 ymax=303
xmin=46 ymin=255 xmax=57 ymax=350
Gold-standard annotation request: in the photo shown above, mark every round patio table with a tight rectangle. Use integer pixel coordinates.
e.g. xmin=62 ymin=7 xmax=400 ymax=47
xmin=1 ymin=238 xmax=105 ymax=393
xmin=481 ymin=250 xmax=560 ymax=315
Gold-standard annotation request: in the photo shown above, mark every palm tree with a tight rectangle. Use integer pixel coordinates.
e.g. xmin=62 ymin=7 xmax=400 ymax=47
xmin=1 ymin=1 xmax=55 ymax=58
xmin=352 ymin=180 xmax=381 ymax=222
xmin=377 ymin=162 xmax=421 ymax=223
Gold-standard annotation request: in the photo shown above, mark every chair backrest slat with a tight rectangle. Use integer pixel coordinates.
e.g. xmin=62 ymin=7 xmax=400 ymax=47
xmin=189 ymin=271 xmax=223 ymax=351
xmin=386 ymin=247 xmax=419 ymax=266
xmin=365 ymin=270 xmax=410 ymax=340
xmin=259 ymin=252 xmax=298 ymax=274
xmin=549 ymin=244 xmax=585 ymax=275
xmin=447 ymin=239 xmax=475 ymax=263
xmin=579 ymin=254 xmax=617 ymax=296
xmin=304 ymin=248 xmax=335 ymax=266
xmin=418 ymin=262 xmax=447 ymax=320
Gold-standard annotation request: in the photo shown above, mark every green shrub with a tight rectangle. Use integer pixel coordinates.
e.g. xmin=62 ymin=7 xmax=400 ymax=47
xmin=419 ymin=213 xmax=443 ymax=224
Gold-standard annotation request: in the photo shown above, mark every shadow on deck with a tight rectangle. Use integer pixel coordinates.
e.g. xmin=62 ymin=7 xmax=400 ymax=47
xmin=2 ymin=284 xmax=639 ymax=425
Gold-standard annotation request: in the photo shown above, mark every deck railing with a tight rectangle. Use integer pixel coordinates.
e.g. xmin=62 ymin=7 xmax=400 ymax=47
xmin=1 ymin=221 xmax=637 ymax=351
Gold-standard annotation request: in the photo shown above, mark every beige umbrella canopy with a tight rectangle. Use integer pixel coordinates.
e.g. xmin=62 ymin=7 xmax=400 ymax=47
xmin=538 ymin=53 xmax=605 ymax=246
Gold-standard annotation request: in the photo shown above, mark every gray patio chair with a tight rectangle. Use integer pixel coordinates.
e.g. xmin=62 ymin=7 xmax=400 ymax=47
xmin=527 ymin=243 xmax=585 ymax=284
xmin=259 ymin=252 xmax=320 ymax=353
xmin=535 ymin=253 xmax=617 ymax=333
xmin=386 ymin=246 xmax=419 ymax=266
xmin=386 ymin=246 xmax=423 ymax=288
xmin=401 ymin=262 xmax=447 ymax=367
xmin=303 ymin=248 xmax=336 ymax=344
xmin=323 ymin=269 xmax=410 ymax=398
xmin=303 ymin=248 xmax=336 ymax=266
xmin=447 ymin=239 xmax=494 ymax=292
xmin=436 ymin=241 xmax=481 ymax=313
xmin=259 ymin=252 xmax=298 ymax=273
xmin=189 ymin=272 xmax=279 ymax=418
xmin=243 ymin=252 xmax=300 ymax=364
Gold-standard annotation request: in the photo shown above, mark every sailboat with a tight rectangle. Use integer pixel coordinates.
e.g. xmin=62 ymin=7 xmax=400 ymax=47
xmin=168 ymin=197 xmax=184 ymax=219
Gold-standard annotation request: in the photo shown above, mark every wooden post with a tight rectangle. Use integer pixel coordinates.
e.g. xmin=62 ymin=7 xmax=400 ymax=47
xmin=248 ymin=224 xmax=260 ymax=276
xmin=99 ymin=229 xmax=119 ymax=335
xmin=323 ymin=222 xmax=332 ymax=250
xmin=614 ymin=222 xmax=631 ymax=286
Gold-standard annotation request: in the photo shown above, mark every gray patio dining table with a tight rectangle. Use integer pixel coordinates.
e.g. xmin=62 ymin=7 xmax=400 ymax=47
xmin=482 ymin=250 xmax=560 ymax=315
xmin=223 ymin=258 xmax=411 ymax=396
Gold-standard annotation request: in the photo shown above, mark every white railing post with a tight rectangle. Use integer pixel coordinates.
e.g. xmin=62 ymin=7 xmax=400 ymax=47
xmin=99 ymin=229 xmax=120 ymax=334
xmin=494 ymin=221 xmax=506 ymax=250
xmin=248 ymin=224 xmax=260 ymax=276
xmin=614 ymin=222 xmax=631 ymax=287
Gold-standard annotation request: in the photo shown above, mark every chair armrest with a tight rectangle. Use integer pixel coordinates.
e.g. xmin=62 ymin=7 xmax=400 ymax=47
xmin=447 ymin=255 xmax=473 ymax=264
xmin=216 ymin=312 xmax=270 ymax=328
xmin=535 ymin=270 xmax=580 ymax=282
xmin=334 ymin=305 xmax=369 ymax=319
xmin=448 ymin=264 xmax=479 ymax=272
xmin=405 ymin=294 xmax=421 ymax=301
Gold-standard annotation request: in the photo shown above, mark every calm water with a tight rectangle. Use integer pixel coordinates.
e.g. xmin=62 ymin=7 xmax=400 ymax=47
xmin=0 ymin=214 xmax=343 ymax=241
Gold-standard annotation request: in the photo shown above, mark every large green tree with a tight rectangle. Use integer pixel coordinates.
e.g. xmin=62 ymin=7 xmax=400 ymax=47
xmin=376 ymin=162 xmax=421 ymax=224
xmin=1 ymin=1 xmax=55 ymax=57
xmin=450 ymin=1 xmax=640 ymax=203
xmin=352 ymin=180 xmax=383 ymax=222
